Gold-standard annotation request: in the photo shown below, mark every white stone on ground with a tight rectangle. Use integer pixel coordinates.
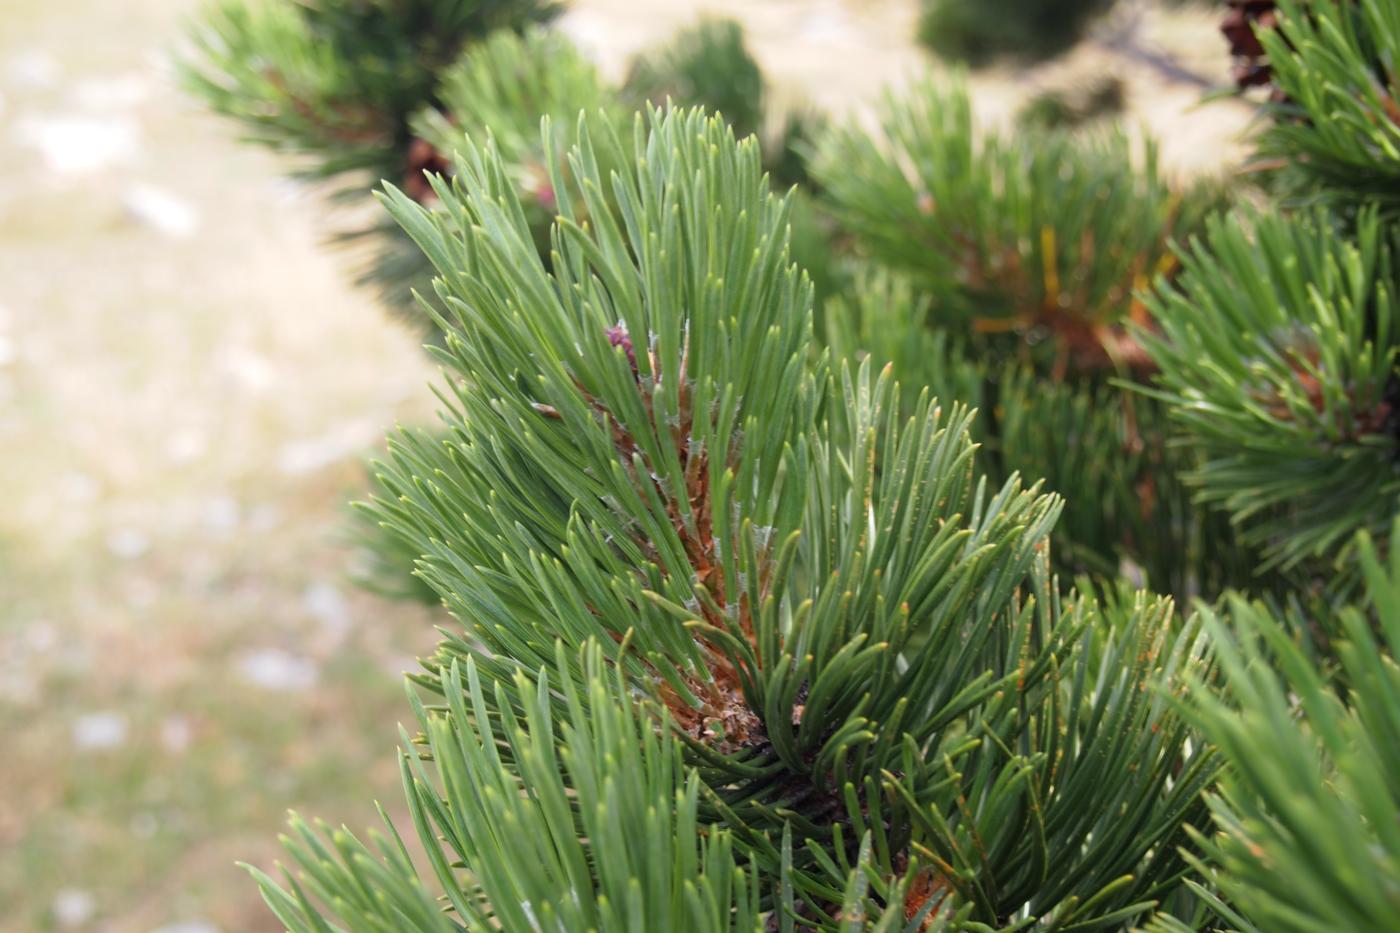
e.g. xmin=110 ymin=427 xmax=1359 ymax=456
xmin=13 ymin=113 xmax=139 ymax=176
xmin=202 ymin=496 xmax=240 ymax=535
xmin=276 ymin=420 xmax=379 ymax=475
xmin=122 ymin=183 xmax=200 ymax=238
xmin=7 ymin=51 xmax=60 ymax=88
xmin=51 ymin=888 xmax=95 ymax=927
xmin=73 ymin=711 xmax=129 ymax=750
xmin=106 ymin=527 xmax=151 ymax=559
xmin=164 ymin=429 xmax=208 ymax=464
xmin=72 ymin=74 xmax=150 ymax=109
xmin=236 ymin=649 xmax=318 ymax=691
xmin=215 ymin=345 xmax=277 ymax=393
xmin=303 ymin=581 xmax=351 ymax=640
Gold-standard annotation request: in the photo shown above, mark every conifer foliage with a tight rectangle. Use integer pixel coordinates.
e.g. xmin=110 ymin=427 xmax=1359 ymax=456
xmin=184 ymin=0 xmax=560 ymax=184
xmin=1131 ymin=2 xmax=1400 ymax=927
xmin=1142 ymin=208 xmax=1397 ymax=572
xmin=814 ymin=81 xmax=1213 ymax=343
xmin=623 ymin=18 xmax=765 ymax=143
xmin=1176 ymin=524 xmax=1400 ymax=933
xmin=620 ymin=17 xmax=824 ymax=192
xmin=254 ymin=107 xmax=1220 ymax=931
xmin=187 ymin=3 xmax=1400 ymax=930
xmin=1253 ymin=0 xmax=1400 ymax=214
xmin=182 ymin=0 xmax=561 ymax=305
xmin=184 ymin=3 xmax=800 ymax=317
xmin=1139 ymin=0 xmax=1400 ymax=578
xmin=414 ymin=27 xmax=619 ymax=254
xmin=916 ymin=0 xmax=1118 ymax=66
xmin=812 ymin=80 xmax=1245 ymax=600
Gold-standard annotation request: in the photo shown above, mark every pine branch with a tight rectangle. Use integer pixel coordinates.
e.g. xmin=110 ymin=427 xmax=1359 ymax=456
xmin=182 ymin=0 xmax=560 ymax=184
xmin=812 ymin=79 xmax=1226 ymax=382
xmin=824 ymin=271 xmax=1264 ymax=602
xmin=1178 ymin=521 xmax=1400 ymax=932
xmin=248 ymin=643 xmax=769 ymax=931
xmin=414 ymin=27 xmax=622 ymax=255
xmin=623 ymin=18 xmax=766 ymax=145
xmin=181 ymin=0 xmax=561 ymax=314
xmin=1256 ymin=0 xmax=1400 ymax=215
xmin=1140 ymin=207 xmax=1399 ymax=573
xmin=257 ymin=106 xmax=1224 ymax=929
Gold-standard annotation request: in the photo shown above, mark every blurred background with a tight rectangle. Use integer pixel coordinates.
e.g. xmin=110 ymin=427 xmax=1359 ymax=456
xmin=0 ymin=1 xmax=1251 ymax=930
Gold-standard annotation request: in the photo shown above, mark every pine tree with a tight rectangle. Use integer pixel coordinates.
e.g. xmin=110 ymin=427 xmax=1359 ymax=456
xmin=916 ymin=0 xmax=1119 ymax=66
xmin=623 ymin=18 xmax=765 ymax=144
xmin=1016 ymin=76 xmax=1127 ymax=133
xmin=184 ymin=5 xmax=840 ymax=602
xmin=811 ymin=79 xmax=1252 ymax=602
xmin=413 ymin=27 xmax=622 ymax=256
xmin=621 ymin=16 xmax=827 ymax=193
xmin=251 ymin=107 xmax=1220 ymax=931
xmin=1140 ymin=207 xmax=1397 ymax=575
xmin=185 ymin=4 xmax=813 ymax=321
xmin=182 ymin=0 xmax=561 ymax=312
xmin=192 ymin=5 xmax=1400 ymax=930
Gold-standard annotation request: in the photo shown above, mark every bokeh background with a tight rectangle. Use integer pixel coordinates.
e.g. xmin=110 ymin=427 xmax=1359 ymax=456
xmin=0 ymin=1 xmax=1251 ymax=929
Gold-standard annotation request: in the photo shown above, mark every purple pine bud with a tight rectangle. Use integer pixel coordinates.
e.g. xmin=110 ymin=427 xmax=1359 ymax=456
xmin=535 ymin=180 xmax=557 ymax=212
xmin=606 ymin=323 xmax=638 ymax=373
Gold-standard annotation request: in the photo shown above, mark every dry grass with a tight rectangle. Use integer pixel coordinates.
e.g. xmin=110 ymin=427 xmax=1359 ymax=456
xmin=0 ymin=0 xmax=1251 ymax=929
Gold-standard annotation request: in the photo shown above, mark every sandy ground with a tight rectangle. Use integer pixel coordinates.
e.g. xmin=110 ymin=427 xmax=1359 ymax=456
xmin=0 ymin=1 xmax=1252 ymax=930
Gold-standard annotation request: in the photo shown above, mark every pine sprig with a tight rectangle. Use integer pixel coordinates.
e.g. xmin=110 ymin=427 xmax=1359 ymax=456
xmin=1257 ymin=0 xmax=1400 ymax=214
xmin=181 ymin=0 xmax=561 ymax=311
xmin=414 ymin=27 xmax=621 ymax=253
xmin=248 ymin=642 xmax=769 ymax=931
xmin=178 ymin=2 xmax=1400 ymax=927
xmin=623 ymin=18 xmax=766 ymax=144
xmin=182 ymin=0 xmax=559 ymax=188
xmin=373 ymin=108 xmax=813 ymax=707
xmin=878 ymin=585 xmax=1218 ymax=928
xmin=1141 ymin=207 xmax=1400 ymax=572
xmin=824 ymin=272 xmax=1261 ymax=601
xmin=1179 ymin=522 xmax=1400 ymax=932
xmin=916 ymin=0 xmax=1118 ymax=67
xmin=812 ymin=78 xmax=1223 ymax=378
